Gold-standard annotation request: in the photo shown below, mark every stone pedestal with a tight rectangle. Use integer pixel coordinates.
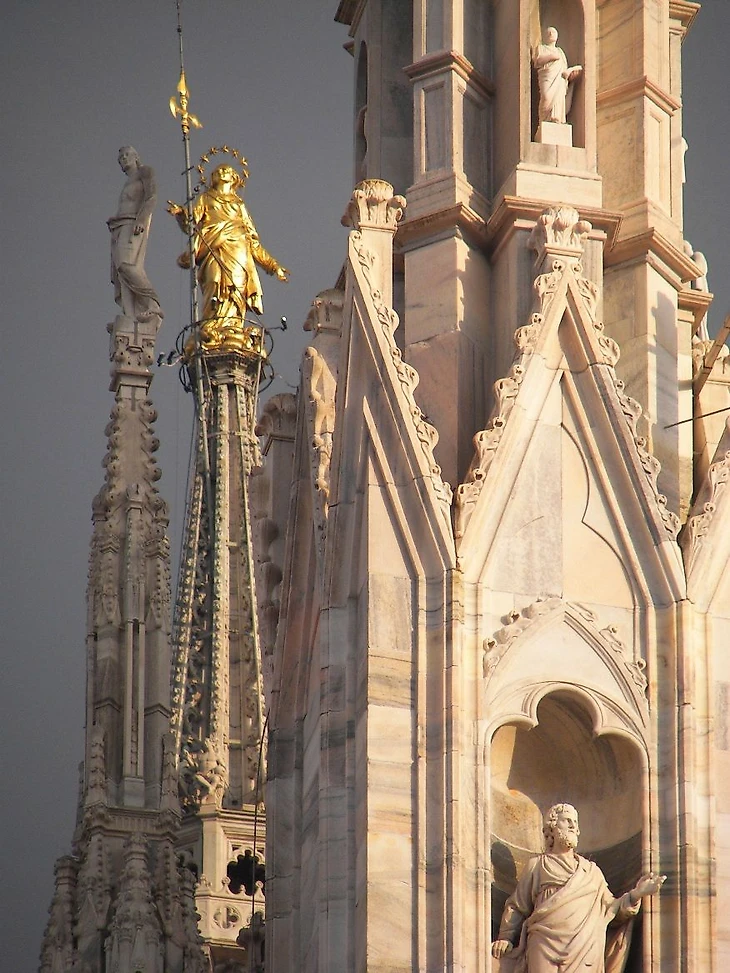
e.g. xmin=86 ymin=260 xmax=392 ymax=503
xmin=535 ymin=120 xmax=573 ymax=147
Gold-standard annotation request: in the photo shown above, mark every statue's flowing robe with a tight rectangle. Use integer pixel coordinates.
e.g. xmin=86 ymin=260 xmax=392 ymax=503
xmin=533 ymin=44 xmax=569 ymax=123
xmin=497 ymin=854 xmax=640 ymax=973
xmin=190 ymin=188 xmax=281 ymax=319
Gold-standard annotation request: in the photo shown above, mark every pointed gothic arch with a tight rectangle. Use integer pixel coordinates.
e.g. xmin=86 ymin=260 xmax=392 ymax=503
xmin=480 ymin=600 xmax=648 ymax=956
xmin=487 ymin=689 xmax=646 ymax=947
xmin=482 ymin=599 xmax=650 ymax=744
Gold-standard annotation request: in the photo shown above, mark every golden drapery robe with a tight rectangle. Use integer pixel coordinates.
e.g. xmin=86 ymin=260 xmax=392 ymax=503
xmin=497 ymin=854 xmax=640 ymax=973
xmin=188 ymin=186 xmax=281 ymax=319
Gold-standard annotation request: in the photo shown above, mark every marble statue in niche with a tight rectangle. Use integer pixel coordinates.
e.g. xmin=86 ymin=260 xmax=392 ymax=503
xmin=107 ymin=146 xmax=163 ymax=321
xmin=491 ymin=803 xmax=665 ymax=972
xmin=532 ymin=27 xmax=582 ymax=126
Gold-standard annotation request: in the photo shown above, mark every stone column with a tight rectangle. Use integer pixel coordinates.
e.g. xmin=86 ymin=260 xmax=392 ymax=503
xmin=598 ymin=0 xmax=698 ymax=519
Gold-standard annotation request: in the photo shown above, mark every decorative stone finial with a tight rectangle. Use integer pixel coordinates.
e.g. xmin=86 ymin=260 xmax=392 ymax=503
xmin=529 ymin=206 xmax=592 ymax=265
xmin=341 ymin=179 xmax=406 ymax=232
xmin=304 ymin=288 xmax=345 ymax=335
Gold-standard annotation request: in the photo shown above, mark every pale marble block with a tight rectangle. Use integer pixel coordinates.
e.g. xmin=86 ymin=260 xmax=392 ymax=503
xmin=484 ymin=422 xmax=563 ymax=597
xmin=536 ymin=120 xmax=574 ymax=147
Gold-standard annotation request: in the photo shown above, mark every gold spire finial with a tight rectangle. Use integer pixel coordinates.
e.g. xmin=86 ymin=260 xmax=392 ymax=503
xmin=169 ymin=68 xmax=202 ymax=134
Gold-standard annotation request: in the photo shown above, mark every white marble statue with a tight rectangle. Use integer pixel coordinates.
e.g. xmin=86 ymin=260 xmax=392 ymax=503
xmin=691 ymin=244 xmax=710 ymax=342
xmin=107 ymin=146 xmax=162 ymax=321
xmin=683 ymin=239 xmax=711 ymax=341
xmin=532 ymin=28 xmax=582 ymax=125
xmin=492 ymin=803 xmax=665 ymax=972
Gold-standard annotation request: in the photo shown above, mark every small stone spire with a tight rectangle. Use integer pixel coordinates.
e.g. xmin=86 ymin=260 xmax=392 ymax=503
xmin=170 ymin=155 xmax=275 ymax=960
xmin=39 ymin=857 xmax=77 ymax=973
xmin=105 ymin=836 xmax=164 ymax=973
xmin=40 ymin=151 xmax=205 ymax=973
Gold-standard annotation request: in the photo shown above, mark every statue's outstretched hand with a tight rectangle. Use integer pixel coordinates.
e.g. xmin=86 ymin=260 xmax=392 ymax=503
xmin=166 ymin=201 xmax=184 ymax=216
xmin=276 ymin=266 xmax=290 ymax=282
xmin=632 ymin=872 xmax=667 ymax=900
xmin=491 ymin=940 xmax=514 ymax=960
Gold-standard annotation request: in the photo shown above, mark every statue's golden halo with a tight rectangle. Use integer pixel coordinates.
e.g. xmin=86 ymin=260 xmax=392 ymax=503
xmin=195 ymin=145 xmax=249 ymax=191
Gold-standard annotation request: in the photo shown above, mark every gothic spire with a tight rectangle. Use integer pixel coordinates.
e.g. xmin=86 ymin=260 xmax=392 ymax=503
xmin=39 ymin=151 xmax=205 ymax=973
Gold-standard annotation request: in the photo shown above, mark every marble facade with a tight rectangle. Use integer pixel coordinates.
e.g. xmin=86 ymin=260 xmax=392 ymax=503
xmin=259 ymin=2 xmax=730 ymax=972
xmin=40 ymin=2 xmax=730 ymax=972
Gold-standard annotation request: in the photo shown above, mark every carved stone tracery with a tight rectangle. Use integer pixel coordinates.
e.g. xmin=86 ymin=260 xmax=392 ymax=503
xmin=683 ymin=447 xmax=730 ymax=571
xmin=456 ymin=205 xmax=679 ymax=541
xmin=302 ymin=289 xmax=343 ymax=575
xmin=105 ymin=836 xmax=164 ymax=973
xmin=483 ymin=598 xmax=649 ymax=722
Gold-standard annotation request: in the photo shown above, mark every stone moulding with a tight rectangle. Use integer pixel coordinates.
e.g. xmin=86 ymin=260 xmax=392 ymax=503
xmin=349 ymin=230 xmax=453 ymax=512
xmin=614 ymin=380 xmax=681 ymax=538
xmin=110 ymin=330 xmax=156 ymax=372
xmin=482 ymin=598 xmax=649 ymax=739
xmin=455 ymin=205 xmax=680 ymax=542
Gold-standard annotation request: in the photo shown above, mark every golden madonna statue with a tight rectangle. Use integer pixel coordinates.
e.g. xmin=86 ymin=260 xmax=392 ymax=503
xmin=168 ymin=160 xmax=289 ymax=350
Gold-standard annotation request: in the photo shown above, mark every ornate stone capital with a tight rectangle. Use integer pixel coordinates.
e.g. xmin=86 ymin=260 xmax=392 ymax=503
xmin=342 ymin=179 xmax=406 ymax=233
xmin=529 ymin=206 xmax=592 ymax=266
xmin=255 ymin=392 xmax=297 ymax=445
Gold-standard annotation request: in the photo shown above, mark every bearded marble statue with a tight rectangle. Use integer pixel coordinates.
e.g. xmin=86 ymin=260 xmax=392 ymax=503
xmin=492 ymin=803 xmax=665 ymax=972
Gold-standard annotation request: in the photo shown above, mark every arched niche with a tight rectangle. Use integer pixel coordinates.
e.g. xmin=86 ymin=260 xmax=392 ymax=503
xmin=530 ymin=0 xmax=586 ymax=147
xmin=355 ymin=42 xmax=368 ymax=184
xmin=489 ymin=690 xmax=644 ymax=949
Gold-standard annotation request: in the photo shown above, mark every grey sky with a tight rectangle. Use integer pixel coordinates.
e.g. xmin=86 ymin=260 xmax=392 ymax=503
xmin=1 ymin=3 xmax=728 ymax=970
